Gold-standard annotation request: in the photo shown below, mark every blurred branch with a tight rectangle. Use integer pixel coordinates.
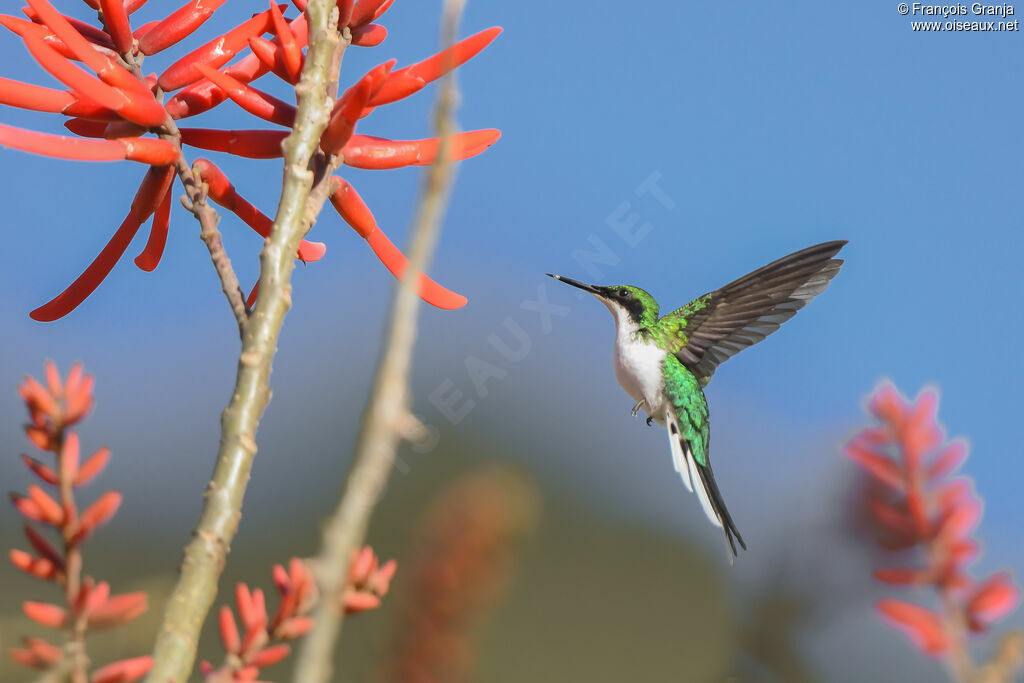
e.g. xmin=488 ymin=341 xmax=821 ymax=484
xmin=976 ymin=632 xmax=1024 ymax=683
xmin=292 ymin=2 xmax=468 ymax=681
xmin=144 ymin=3 xmax=350 ymax=681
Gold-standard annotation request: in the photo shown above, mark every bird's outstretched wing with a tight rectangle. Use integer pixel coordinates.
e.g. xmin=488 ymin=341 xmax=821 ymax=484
xmin=654 ymin=240 xmax=846 ymax=386
xmin=662 ymin=354 xmax=745 ymax=558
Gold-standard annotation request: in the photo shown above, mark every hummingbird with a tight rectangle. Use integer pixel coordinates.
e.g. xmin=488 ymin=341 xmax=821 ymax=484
xmin=548 ymin=240 xmax=846 ymax=559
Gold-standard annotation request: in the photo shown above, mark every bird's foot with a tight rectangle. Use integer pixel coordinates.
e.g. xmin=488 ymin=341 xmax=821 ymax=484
xmin=646 ymin=416 xmax=654 ymax=427
xmin=631 ymin=399 xmax=647 ymax=418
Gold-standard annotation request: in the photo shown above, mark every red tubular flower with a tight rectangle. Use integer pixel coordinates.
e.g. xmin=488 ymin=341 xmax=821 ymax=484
xmin=138 ymin=0 xmax=229 ymax=55
xmin=877 ymin=599 xmax=950 ymax=655
xmin=1 ymin=15 xmax=104 ymax=63
xmin=10 ymin=549 xmax=59 ymax=580
xmin=166 ymin=13 xmax=309 ymax=119
xmin=21 ymin=8 xmax=116 ymax=49
xmin=23 ymin=601 xmax=68 ymax=629
xmin=351 ymin=23 xmax=386 ymax=47
xmin=371 ymin=27 xmax=502 ymax=106
xmin=329 ymin=179 xmax=467 ymax=309
xmin=10 ymin=636 xmax=63 ymax=670
xmin=11 ymin=494 xmax=50 ymax=525
xmin=0 ymin=123 xmax=176 ymax=164
xmin=75 ymin=447 xmax=111 ymax=486
xmin=97 ymin=0 xmax=133 ymax=52
xmin=267 ymin=0 xmax=302 ymax=82
xmin=340 ymin=129 xmax=502 ymax=169
xmin=219 ymin=606 xmax=241 ymax=653
xmin=72 ymin=491 xmax=123 ymax=544
xmin=846 ymin=381 xmax=1021 ymax=670
xmin=15 ymin=32 xmax=126 ymax=111
xmin=87 ymin=592 xmax=148 ymax=628
xmin=4 ymin=4 xmax=501 ymax=319
xmin=321 ymin=61 xmax=392 ymax=155
xmin=180 ymin=128 xmax=288 ymax=158
xmin=22 ymin=455 xmax=59 ymax=485
xmin=134 ymin=183 xmax=173 ymax=271
xmin=343 ymin=546 xmax=397 ymax=614
xmin=968 ymin=574 xmax=1020 ymax=625
xmin=204 ymin=552 xmax=393 ymax=681
xmin=246 ymin=644 xmax=290 ymax=669
xmin=193 ymin=63 xmax=296 ymax=127
xmin=31 ymin=165 xmax=176 ymax=322
xmin=0 ymin=76 xmax=75 ymax=112
xmin=158 ymin=6 xmax=283 ymax=91
xmin=24 ymin=0 xmax=165 ymax=126
xmin=90 ymin=656 xmax=154 ymax=683
xmin=27 ymin=485 xmax=64 ymax=526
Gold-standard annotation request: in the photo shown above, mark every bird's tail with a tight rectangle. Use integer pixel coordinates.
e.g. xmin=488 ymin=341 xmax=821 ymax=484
xmin=691 ymin=457 xmax=746 ymax=561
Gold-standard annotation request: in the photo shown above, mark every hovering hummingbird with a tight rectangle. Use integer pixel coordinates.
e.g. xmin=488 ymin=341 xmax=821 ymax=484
xmin=548 ymin=240 xmax=846 ymax=559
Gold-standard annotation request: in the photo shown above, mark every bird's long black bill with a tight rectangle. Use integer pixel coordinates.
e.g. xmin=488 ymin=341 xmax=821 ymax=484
xmin=546 ymin=273 xmax=600 ymax=294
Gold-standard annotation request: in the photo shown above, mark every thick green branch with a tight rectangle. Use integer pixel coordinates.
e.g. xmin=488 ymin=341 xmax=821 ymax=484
xmin=291 ymin=3 xmax=467 ymax=681
xmin=144 ymin=3 xmax=345 ymax=681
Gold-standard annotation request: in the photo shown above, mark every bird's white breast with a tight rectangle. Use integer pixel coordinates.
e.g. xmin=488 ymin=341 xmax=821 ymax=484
xmin=613 ymin=332 xmax=668 ymax=422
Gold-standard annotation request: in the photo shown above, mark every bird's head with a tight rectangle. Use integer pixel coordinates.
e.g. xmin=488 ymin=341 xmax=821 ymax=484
xmin=546 ymin=275 xmax=659 ymax=329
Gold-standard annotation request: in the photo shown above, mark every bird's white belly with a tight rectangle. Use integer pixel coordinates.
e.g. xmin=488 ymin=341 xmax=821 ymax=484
xmin=613 ymin=337 xmax=668 ymax=422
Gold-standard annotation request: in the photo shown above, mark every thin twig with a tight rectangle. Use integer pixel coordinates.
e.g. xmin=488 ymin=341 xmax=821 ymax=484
xmin=170 ymin=147 xmax=249 ymax=333
xmin=291 ymin=2 xmax=468 ymax=681
xmin=134 ymin=64 xmax=248 ymax=334
xmin=143 ymin=3 xmax=348 ymax=680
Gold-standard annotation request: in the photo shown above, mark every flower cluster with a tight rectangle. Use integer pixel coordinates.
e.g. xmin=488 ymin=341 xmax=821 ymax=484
xmin=846 ymin=382 xmax=1020 ymax=674
xmin=382 ymin=467 xmax=538 ymax=683
xmin=0 ymin=0 xmax=501 ymax=320
xmin=9 ymin=362 xmax=152 ymax=683
xmin=201 ymin=548 xmax=395 ymax=681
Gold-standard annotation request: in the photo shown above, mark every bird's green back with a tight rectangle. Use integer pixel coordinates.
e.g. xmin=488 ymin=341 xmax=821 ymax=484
xmin=647 ymin=294 xmax=714 ymax=353
xmin=661 ymin=354 xmax=710 ymax=467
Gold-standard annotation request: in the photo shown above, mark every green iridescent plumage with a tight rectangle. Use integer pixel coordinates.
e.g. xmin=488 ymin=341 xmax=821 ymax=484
xmin=648 ymin=293 xmax=713 ymax=358
xmin=661 ymin=355 xmax=709 ymax=467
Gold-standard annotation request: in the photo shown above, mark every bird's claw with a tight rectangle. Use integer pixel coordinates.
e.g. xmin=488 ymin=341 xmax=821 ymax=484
xmin=646 ymin=416 xmax=654 ymax=427
xmin=631 ymin=399 xmax=647 ymax=418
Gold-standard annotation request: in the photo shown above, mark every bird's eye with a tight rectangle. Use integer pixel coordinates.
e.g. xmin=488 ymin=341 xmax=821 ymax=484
xmin=619 ymin=288 xmax=630 ymax=298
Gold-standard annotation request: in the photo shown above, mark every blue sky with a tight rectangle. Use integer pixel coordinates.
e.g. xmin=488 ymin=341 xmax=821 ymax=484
xmin=0 ymin=2 xmax=1021 ymax=679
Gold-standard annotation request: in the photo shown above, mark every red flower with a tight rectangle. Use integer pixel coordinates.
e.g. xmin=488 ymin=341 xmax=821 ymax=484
xmin=846 ymin=381 xmax=1020 ymax=670
xmin=9 ymin=363 xmax=149 ymax=680
xmin=2 ymin=2 xmax=501 ymax=319
xmin=203 ymin=549 xmax=395 ymax=680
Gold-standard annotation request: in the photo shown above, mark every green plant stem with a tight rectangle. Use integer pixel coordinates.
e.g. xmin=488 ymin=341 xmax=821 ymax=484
xmin=143 ymin=3 xmax=344 ymax=680
xmin=291 ymin=3 xmax=467 ymax=681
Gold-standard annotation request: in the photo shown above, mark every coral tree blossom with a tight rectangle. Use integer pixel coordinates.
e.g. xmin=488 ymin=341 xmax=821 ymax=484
xmin=9 ymin=361 xmax=151 ymax=682
xmin=0 ymin=0 xmax=501 ymax=320
xmin=846 ymin=381 xmax=1020 ymax=677
xmin=201 ymin=548 xmax=395 ymax=681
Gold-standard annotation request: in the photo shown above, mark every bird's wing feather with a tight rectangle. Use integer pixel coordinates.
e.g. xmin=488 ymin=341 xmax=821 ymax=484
xmin=655 ymin=240 xmax=846 ymax=386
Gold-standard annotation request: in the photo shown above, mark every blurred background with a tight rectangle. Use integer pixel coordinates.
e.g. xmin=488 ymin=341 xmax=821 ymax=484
xmin=1 ymin=1 xmax=1022 ymax=681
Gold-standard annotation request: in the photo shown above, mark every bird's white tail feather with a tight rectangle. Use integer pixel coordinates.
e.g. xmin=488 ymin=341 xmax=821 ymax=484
xmin=665 ymin=409 xmax=693 ymax=493
xmin=686 ymin=444 xmax=723 ymax=529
